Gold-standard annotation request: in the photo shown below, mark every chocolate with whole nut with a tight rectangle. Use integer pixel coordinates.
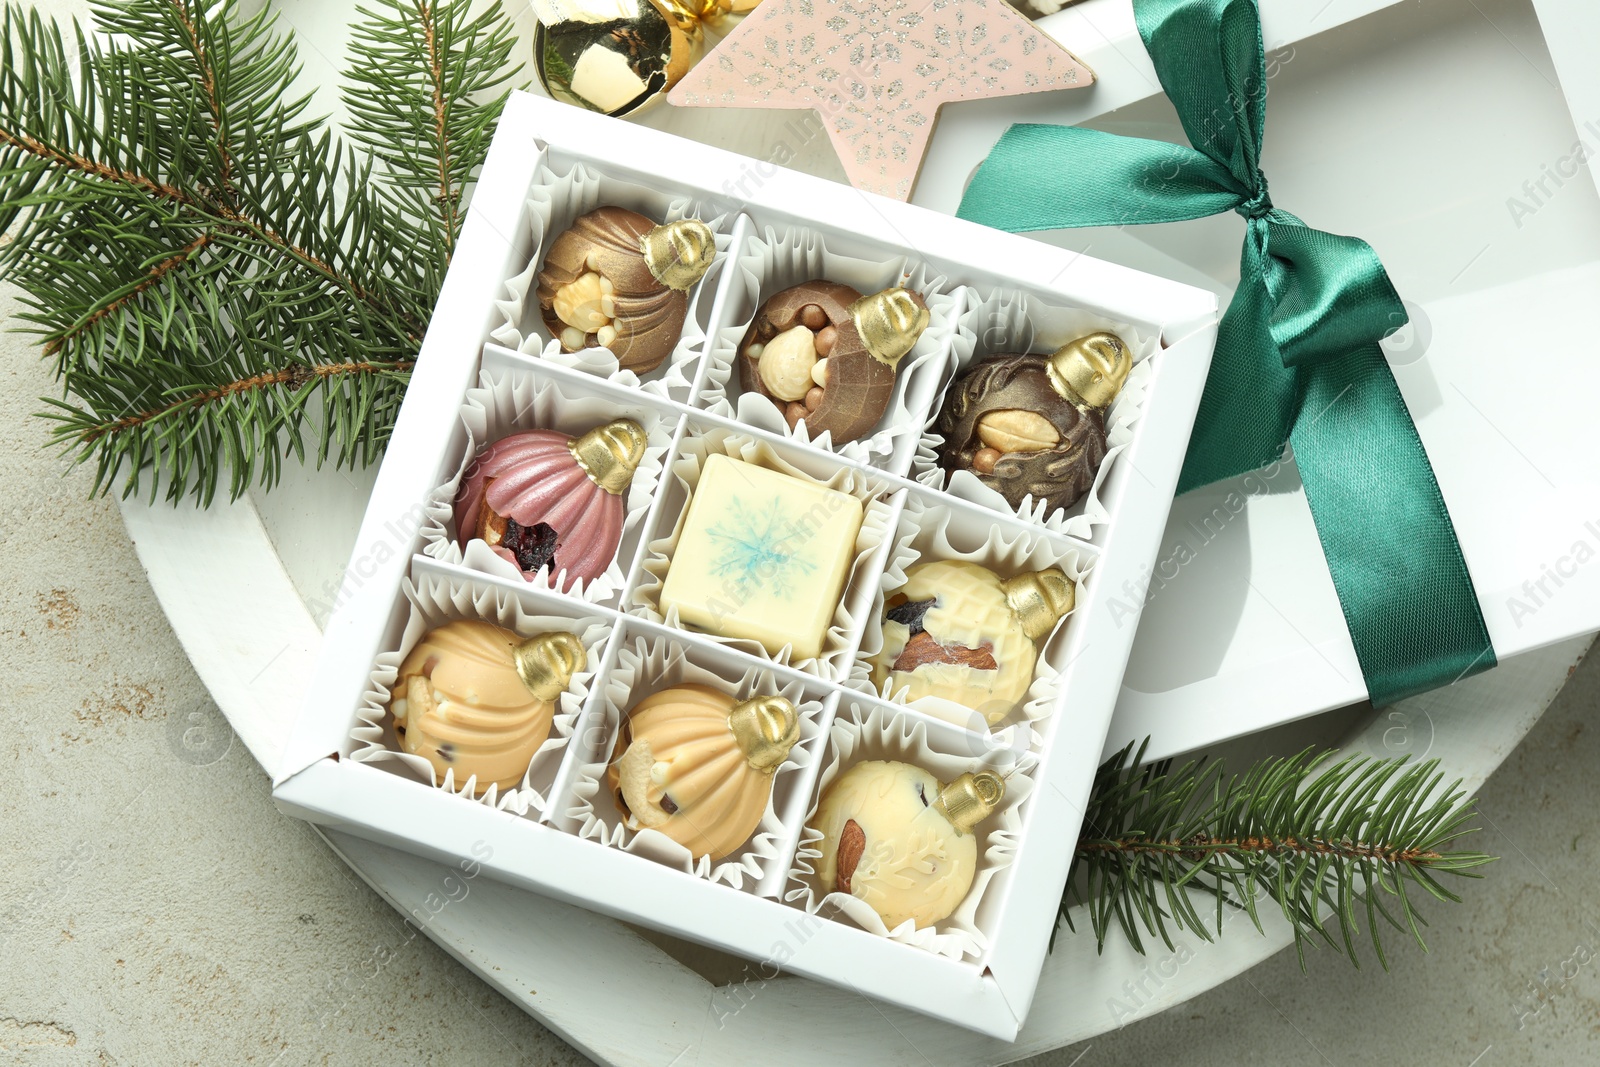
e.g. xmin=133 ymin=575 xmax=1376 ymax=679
xmin=935 ymin=332 xmax=1132 ymax=516
xmin=537 ymin=206 xmax=715 ymax=375
xmin=809 ymin=761 xmax=1004 ymax=929
xmin=738 ymin=281 xmax=930 ymax=445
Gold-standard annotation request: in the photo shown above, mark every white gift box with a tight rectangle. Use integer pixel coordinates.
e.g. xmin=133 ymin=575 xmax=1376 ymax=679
xmin=272 ymin=92 xmax=1216 ymax=1040
xmin=1032 ymin=0 xmax=1600 ymax=759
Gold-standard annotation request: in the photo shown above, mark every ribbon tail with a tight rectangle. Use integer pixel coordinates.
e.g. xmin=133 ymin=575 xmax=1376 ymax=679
xmin=1290 ymin=347 xmax=1496 ymax=705
xmin=1178 ymin=222 xmax=1299 ymax=491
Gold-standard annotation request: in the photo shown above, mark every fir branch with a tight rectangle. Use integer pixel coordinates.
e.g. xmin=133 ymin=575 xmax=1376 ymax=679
xmin=72 ymin=359 xmax=416 ymax=447
xmin=343 ymin=0 xmax=516 ymax=255
xmin=0 ymin=126 xmax=193 ymax=203
xmin=1068 ymin=742 xmax=1495 ymax=970
xmin=0 ymin=0 xmax=517 ymax=503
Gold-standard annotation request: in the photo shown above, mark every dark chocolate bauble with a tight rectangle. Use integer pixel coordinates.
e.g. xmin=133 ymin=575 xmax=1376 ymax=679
xmin=935 ymin=353 xmax=1108 ymax=516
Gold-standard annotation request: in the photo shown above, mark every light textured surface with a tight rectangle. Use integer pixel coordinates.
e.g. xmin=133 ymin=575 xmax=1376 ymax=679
xmin=0 ymin=272 xmax=589 ymax=1064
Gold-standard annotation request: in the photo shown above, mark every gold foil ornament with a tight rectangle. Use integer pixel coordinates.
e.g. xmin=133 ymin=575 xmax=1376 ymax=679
xmin=390 ymin=622 xmax=586 ymax=797
xmin=810 ymin=760 xmax=1004 ymax=929
xmin=1001 ymin=568 xmax=1077 ymax=644
xmin=726 ymin=693 xmax=800 ymax=772
xmin=933 ymin=771 xmax=1006 ymax=834
xmin=568 ymin=417 xmax=650 ymax=495
xmin=870 ymin=560 xmax=1075 ymax=726
xmin=607 ymin=683 xmax=801 ymax=860
xmin=1047 ymin=331 xmax=1133 ymax=410
xmin=641 ymin=218 xmax=717 ymax=291
xmin=849 ymin=287 xmax=932 ymax=368
xmin=533 ymin=0 xmax=757 ymax=117
xmin=514 ymin=630 xmax=590 ymax=701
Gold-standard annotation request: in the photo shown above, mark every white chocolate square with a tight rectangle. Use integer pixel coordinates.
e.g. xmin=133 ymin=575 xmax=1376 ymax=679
xmin=661 ymin=454 xmax=863 ymax=661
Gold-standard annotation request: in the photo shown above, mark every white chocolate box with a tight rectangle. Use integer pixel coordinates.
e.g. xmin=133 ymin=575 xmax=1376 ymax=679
xmin=272 ymin=92 xmax=1217 ymax=1040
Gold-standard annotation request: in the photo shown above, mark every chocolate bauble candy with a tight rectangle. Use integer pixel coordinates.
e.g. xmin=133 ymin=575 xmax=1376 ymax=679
xmin=391 ymin=622 xmax=585 ymax=796
xmin=607 ymin=683 xmax=800 ymax=860
xmin=935 ymin=333 xmax=1132 ymax=515
xmin=536 ymin=207 xmax=714 ymax=373
xmin=811 ymin=761 xmax=1003 ymax=929
xmin=738 ymin=282 xmax=929 ymax=445
xmin=870 ymin=561 xmax=1074 ymax=725
xmin=453 ymin=419 xmax=647 ymax=590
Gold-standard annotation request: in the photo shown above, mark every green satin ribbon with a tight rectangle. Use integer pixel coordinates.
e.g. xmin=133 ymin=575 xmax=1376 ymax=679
xmin=957 ymin=0 xmax=1494 ymax=705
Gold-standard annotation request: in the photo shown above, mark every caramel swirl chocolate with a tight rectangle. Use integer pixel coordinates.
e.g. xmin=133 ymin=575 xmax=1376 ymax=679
xmin=536 ymin=206 xmax=714 ymax=374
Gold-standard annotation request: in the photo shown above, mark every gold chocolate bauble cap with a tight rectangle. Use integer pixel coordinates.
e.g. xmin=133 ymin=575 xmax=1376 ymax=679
xmin=849 ymin=287 xmax=930 ymax=368
xmin=934 ymin=771 xmax=1005 ymax=835
xmin=513 ymin=630 xmax=587 ymax=702
xmin=727 ymin=694 xmax=799 ymax=773
xmin=570 ymin=418 xmax=649 ymax=495
xmin=641 ymin=218 xmax=716 ymax=291
xmin=1001 ymin=567 xmax=1075 ymax=642
xmin=1047 ymin=331 xmax=1132 ymax=410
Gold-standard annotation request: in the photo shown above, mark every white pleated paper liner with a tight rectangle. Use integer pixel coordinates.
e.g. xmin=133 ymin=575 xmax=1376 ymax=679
xmin=560 ymin=631 xmax=825 ymax=892
xmin=784 ymin=704 xmax=1033 ymax=961
xmin=850 ymin=497 xmax=1089 ymax=740
xmin=912 ymin=286 xmax=1159 ymax=540
xmin=630 ymin=425 xmax=896 ymax=681
xmin=417 ymin=353 xmax=674 ymax=607
xmin=695 ymin=224 xmax=957 ymax=473
xmin=489 ymin=157 xmax=734 ymax=401
xmin=349 ymin=568 xmax=608 ymax=816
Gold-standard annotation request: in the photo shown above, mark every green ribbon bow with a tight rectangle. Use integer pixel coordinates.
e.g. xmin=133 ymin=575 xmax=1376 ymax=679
xmin=957 ymin=0 xmax=1494 ymax=705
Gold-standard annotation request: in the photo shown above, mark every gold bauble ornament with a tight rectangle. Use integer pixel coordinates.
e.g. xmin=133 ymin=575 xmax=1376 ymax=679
xmin=1046 ymin=331 xmax=1132 ymax=410
xmin=533 ymin=0 xmax=758 ymax=117
xmin=568 ymin=417 xmax=650 ymax=495
xmin=849 ymin=287 xmax=932 ymax=368
xmin=640 ymin=218 xmax=717 ymax=292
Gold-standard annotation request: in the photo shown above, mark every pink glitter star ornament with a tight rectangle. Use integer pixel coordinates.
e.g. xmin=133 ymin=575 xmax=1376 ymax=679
xmin=667 ymin=0 xmax=1093 ymax=200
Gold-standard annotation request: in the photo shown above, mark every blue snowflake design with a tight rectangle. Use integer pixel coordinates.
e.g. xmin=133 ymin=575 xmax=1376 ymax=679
xmin=705 ymin=496 xmax=818 ymax=601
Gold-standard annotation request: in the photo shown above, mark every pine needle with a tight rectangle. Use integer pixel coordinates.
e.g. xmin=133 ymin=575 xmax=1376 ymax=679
xmin=1066 ymin=740 xmax=1496 ymax=969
